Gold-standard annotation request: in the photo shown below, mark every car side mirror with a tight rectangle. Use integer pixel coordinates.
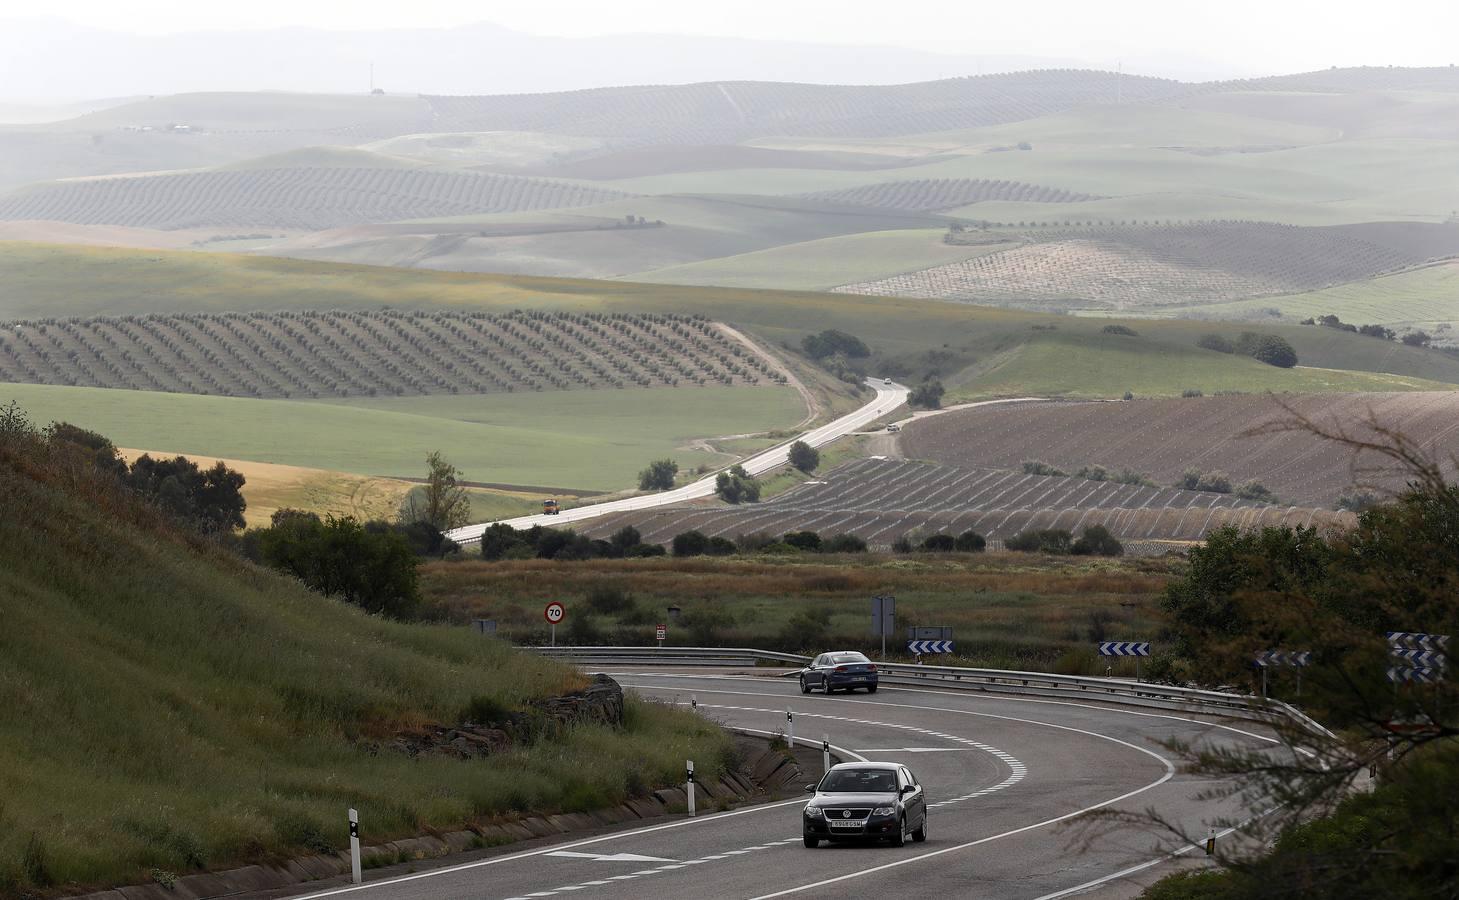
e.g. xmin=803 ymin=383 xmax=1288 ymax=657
xmin=804 ymin=783 xmax=817 ymax=793
xmin=901 ymin=785 xmax=916 ymax=795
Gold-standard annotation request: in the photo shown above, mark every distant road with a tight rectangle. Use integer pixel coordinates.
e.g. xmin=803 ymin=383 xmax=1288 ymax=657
xmin=445 ymin=379 xmax=910 ymax=545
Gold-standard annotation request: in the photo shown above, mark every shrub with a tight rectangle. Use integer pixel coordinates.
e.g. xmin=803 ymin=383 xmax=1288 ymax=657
xmin=671 ymin=530 xmax=710 ymax=557
xmin=609 ymin=525 xmax=642 ymax=553
xmin=891 ymin=535 xmax=914 ymax=554
xmin=801 ymin=329 xmax=871 ymax=360
xmin=734 ymin=531 xmax=777 ymax=552
xmin=1250 ymin=335 xmax=1298 ymax=368
xmin=566 ymin=612 xmax=604 ymax=645
xmin=783 ymin=530 xmax=823 ymax=552
xmin=823 ymin=533 xmax=868 ymax=553
xmin=787 ymin=440 xmax=820 ymax=473
xmin=705 ymin=536 xmax=737 ymax=556
xmin=908 ymin=378 xmax=946 ymax=409
xmin=1075 ymin=464 xmax=1109 ymax=481
xmin=1196 ymin=334 xmax=1234 ymax=354
xmin=954 ymin=530 xmax=986 ymax=552
xmin=1235 ymin=480 xmax=1277 ymax=503
xmin=1336 ymin=491 xmax=1380 ymax=513
xmin=1005 ymin=528 xmax=1073 ymax=554
xmin=1177 ymin=469 xmax=1233 ymax=494
xmin=1122 ymin=391 xmax=1134 ymax=401
xmin=1023 ymin=460 xmax=1066 ymax=476
xmin=624 ymin=543 xmax=666 ymax=558
xmin=715 ymin=465 xmax=761 ymax=504
xmin=1181 ymin=388 xmax=1204 ymax=398
xmin=1402 ymin=330 xmax=1432 ymax=347
xmin=586 ymin=585 xmax=634 ymax=615
xmin=1101 ymin=324 xmax=1139 ymax=337
xmin=1359 ymin=323 xmax=1395 ymax=340
xmin=919 ymin=533 xmax=956 ymax=552
xmin=1071 ymin=524 xmax=1123 ymax=556
xmin=256 ymin=512 xmax=420 ymax=618
xmin=638 ymin=458 xmax=679 ymax=491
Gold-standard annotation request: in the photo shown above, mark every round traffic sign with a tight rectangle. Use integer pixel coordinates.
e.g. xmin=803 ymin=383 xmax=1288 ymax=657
xmin=544 ymin=602 xmax=565 ymax=625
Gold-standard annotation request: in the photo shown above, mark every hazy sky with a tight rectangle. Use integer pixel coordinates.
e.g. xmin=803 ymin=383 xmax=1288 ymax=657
xmin=25 ymin=0 xmax=1459 ymax=73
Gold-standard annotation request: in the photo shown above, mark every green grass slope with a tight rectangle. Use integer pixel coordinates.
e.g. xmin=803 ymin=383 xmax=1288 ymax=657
xmin=0 ymin=384 xmax=806 ymax=490
xmin=0 ymin=429 xmax=728 ymax=889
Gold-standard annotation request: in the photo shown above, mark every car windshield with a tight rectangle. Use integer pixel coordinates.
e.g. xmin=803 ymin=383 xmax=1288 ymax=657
xmin=819 ymin=768 xmax=897 ymax=793
xmin=828 ymin=653 xmax=868 ymax=664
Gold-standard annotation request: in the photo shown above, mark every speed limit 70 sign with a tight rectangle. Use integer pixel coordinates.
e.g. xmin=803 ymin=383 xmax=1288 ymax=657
xmin=544 ymin=602 xmax=565 ymax=625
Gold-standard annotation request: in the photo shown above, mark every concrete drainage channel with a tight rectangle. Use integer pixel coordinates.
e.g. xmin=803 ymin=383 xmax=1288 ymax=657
xmin=69 ymin=736 xmax=824 ymax=900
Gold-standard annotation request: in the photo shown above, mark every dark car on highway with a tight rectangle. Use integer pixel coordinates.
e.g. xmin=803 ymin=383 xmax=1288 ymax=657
xmin=802 ymin=762 xmax=927 ymax=848
xmin=799 ymin=651 xmax=878 ymax=694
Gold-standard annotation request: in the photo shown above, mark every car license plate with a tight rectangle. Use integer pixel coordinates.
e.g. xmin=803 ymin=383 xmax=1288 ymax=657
xmin=851 ymin=676 xmax=866 ymax=681
xmin=829 ymin=819 xmax=863 ymax=828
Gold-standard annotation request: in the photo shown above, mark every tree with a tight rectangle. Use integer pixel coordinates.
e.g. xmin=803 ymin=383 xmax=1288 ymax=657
xmin=801 ymin=329 xmax=870 ymax=360
xmin=908 ymin=378 xmax=945 ymax=409
xmin=954 ymin=530 xmax=986 ymax=552
xmin=1005 ymin=528 xmax=1072 ymax=554
xmin=398 ymin=451 xmax=470 ymax=531
xmin=823 ymin=533 xmax=868 ymax=553
xmin=783 ymin=530 xmax=823 ymax=552
xmin=715 ymin=465 xmax=761 ymax=504
xmin=787 ymin=441 xmax=819 ymax=473
xmin=1402 ymin=330 xmax=1432 ymax=348
xmin=1070 ymin=524 xmax=1122 ymax=556
xmin=672 ymin=530 xmax=710 ymax=557
xmin=256 ymin=512 xmax=420 ymax=618
xmin=127 ymin=454 xmax=246 ymax=534
xmin=920 ymin=533 xmax=956 ymax=552
xmin=479 ymin=522 xmax=527 ymax=561
xmin=638 ymin=458 xmax=679 ymax=491
xmin=609 ymin=525 xmax=643 ymax=554
xmin=1250 ymin=335 xmax=1298 ymax=368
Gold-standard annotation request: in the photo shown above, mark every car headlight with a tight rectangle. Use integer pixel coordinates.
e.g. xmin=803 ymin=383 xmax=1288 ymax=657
xmin=804 ymin=806 xmax=823 ymax=818
xmin=873 ymin=806 xmax=896 ymax=817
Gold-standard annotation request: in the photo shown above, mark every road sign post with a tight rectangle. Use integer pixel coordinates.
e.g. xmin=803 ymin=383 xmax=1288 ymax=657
xmin=822 ymin=733 xmax=831 ymax=775
xmin=544 ymin=602 xmax=565 ymax=647
xmin=907 ymin=640 xmax=954 ymax=655
xmin=871 ymin=596 xmax=895 ymax=659
xmin=656 ymin=623 xmax=666 ymax=647
xmin=686 ymin=759 xmax=695 ymax=817
xmin=1098 ymin=641 xmax=1152 ymax=681
xmin=1254 ymin=650 xmax=1312 ymax=699
xmin=348 ymin=808 xmax=361 ymax=884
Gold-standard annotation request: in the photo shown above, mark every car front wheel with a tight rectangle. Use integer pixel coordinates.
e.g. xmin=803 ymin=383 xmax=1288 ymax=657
xmin=866 ymin=684 xmax=878 ymax=693
xmin=889 ymin=816 xmax=906 ymax=847
xmin=803 ymin=836 xmax=819 ymax=848
xmin=912 ymin=816 xmax=926 ymax=843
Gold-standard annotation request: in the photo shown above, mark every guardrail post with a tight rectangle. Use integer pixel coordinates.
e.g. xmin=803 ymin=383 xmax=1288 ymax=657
xmin=686 ymin=759 xmax=695 ymax=817
xmin=1204 ymin=827 xmax=1215 ymax=856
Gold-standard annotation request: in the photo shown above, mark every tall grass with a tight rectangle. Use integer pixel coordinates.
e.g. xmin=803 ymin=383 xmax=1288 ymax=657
xmin=0 ymin=430 xmax=729 ymax=891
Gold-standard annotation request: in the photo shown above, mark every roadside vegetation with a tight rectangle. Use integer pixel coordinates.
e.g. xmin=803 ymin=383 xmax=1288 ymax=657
xmin=0 ymin=403 xmax=730 ymax=892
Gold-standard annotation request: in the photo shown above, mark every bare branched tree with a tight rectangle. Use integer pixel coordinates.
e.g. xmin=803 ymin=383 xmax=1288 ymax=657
xmin=398 ymin=450 xmax=471 ymax=531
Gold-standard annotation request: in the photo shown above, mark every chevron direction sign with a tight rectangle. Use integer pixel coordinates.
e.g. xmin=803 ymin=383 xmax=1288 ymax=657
xmin=1099 ymin=641 xmax=1151 ymax=657
xmin=1388 ymin=666 xmax=1443 ymax=684
xmin=1390 ymin=649 xmax=1447 ymax=667
xmin=1387 ymin=632 xmax=1449 ymax=652
xmin=908 ymin=640 xmax=953 ymax=655
xmin=1255 ymin=650 xmax=1312 ymax=667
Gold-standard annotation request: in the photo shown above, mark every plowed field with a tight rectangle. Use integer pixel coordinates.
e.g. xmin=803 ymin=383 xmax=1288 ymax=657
xmin=580 ymin=457 xmax=1349 ymax=548
xmin=901 ymin=393 xmax=1459 ymax=507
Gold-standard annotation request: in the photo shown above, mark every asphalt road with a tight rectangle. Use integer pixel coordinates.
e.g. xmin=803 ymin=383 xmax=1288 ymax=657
xmin=445 ymin=379 xmax=910 ymax=545
xmin=295 ymin=673 xmax=1277 ymax=900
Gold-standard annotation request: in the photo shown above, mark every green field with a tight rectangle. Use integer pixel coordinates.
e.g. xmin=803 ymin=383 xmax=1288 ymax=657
xmin=0 ymin=426 xmax=731 ymax=888
xmin=2 ymin=384 xmax=806 ymax=491
xmin=1153 ymin=263 xmax=1459 ymax=328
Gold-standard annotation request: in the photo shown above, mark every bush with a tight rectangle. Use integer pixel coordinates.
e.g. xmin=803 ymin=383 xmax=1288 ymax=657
xmin=734 ymin=531 xmax=777 ymax=552
xmin=1181 ymin=388 xmax=1204 ymax=398
xmin=638 ymin=458 xmax=679 ymax=491
xmin=783 ymin=530 xmax=823 ymax=552
xmin=609 ymin=525 xmax=642 ymax=554
xmin=672 ymin=530 xmax=710 ymax=557
xmin=823 ymin=533 xmax=868 ymax=553
xmin=1005 ymin=528 xmax=1073 ymax=554
xmin=1177 ymin=469 xmax=1233 ymax=494
xmin=779 ymin=607 xmax=832 ymax=650
xmin=891 ymin=535 xmax=914 ymax=554
xmin=715 ymin=465 xmax=761 ymax=504
xmin=1402 ymin=330 xmax=1432 ymax=347
xmin=920 ymin=533 xmax=956 ymax=552
xmin=1122 ymin=391 xmax=1134 ymax=401
xmin=1235 ymin=480 xmax=1277 ymax=503
xmin=908 ymin=378 xmax=946 ymax=409
xmin=256 ymin=512 xmax=420 ymax=618
xmin=1101 ymin=324 xmax=1139 ymax=337
xmin=586 ymin=585 xmax=634 ymax=615
xmin=1071 ymin=524 xmax=1123 ymax=556
xmin=1196 ymin=334 xmax=1235 ymax=354
xmin=706 ymin=536 xmax=737 ymax=556
xmin=801 ymin=329 xmax=871 ymax=360
xmin=954 ymin=530 xmax=986 ymax=552
xmin=480 ymin=522 xmax=527 ymax=560
xmin=624 ymin=543 xmax=666 ymax=558
xmin=1023 ymin=460 xmax=1066 ymax=476
xmin=1336 ymin=491 xmax=1380 ymax=513
xmin=1250 ymin=335 xmax=1298 ymax=368
xmin=787 ymin=440 xmax=820 ymax=473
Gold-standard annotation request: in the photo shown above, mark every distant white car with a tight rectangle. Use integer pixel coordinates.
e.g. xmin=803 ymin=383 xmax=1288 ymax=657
xmin=883 ymin=378 xmax=893 ymax=385
xmin=886 ymin=423 xmax=901 ymax=433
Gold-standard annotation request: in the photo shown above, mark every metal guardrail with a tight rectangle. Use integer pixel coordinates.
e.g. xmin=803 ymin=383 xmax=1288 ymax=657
xmin=527 ymin=646 xmax=1335 ymax=740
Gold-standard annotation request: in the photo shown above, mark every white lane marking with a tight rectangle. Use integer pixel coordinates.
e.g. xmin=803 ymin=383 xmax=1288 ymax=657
xmin=615 ymin=672 xmax=1283 ymax=746
xmin=733 ymin=725 xmax=869 ymax=762
xmin=545 ymin=851 xmax=678 ymax=863
xmin=853 ymin=747 xmax=974 ymax=752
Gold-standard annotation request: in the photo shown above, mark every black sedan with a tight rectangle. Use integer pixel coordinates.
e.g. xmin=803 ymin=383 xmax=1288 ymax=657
xmin=802 ymin=762 xmax=928 ymax=848
xmin=800 ymin=651 xmax=879 ymax=694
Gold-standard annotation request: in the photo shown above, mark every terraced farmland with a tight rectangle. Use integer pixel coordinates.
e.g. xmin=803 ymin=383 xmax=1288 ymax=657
xmin=423 ymin=70 xmax=1188 ymax=146
xmin=0 ymin=309 xmax=783 ymax=400
xmin=901 ymin=393 xmax=1459 ymax=507
xmin=800 ymin=178 xmax=1102 ymax=212
xmin=0 ymin=167 xmax=629 ymax=230
xmin=580 ymin=457 xmax=1349 ymax=547
xmin=835 ymin=223 xmax=1459 ymax=309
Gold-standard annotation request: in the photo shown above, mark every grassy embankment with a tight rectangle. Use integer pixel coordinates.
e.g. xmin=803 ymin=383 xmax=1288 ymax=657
xmin=420 ymin=553 xmax=1174 ymax=674
xmin=0 ymin=430 xmax=732 ymax=891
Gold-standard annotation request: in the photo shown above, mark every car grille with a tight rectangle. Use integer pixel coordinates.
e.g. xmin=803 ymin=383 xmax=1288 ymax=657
xmin=823 ymin=808 xmax=872 ymax=820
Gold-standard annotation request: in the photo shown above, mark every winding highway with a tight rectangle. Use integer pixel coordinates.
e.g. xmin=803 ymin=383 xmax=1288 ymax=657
xmin=293 ymin=673 xmax=1273 ymax=900
xmin=445 ymin=379 xmax=910 ymax=544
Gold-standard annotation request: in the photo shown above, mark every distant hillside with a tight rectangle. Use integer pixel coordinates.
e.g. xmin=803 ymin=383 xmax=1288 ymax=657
xmin=423 ymin=70 xmax=1188 ymax=146
xmin=0 ymin=167 xmax=629 ymax=230
xmin=801 ymin=178 xmax=1104 ymax=212
xmin=835 ymin=222 xmax=1459 ymax=309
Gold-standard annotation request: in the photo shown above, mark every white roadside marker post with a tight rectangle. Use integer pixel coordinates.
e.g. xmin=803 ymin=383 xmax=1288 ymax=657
xmin=822 ymin=733 xmax=831 ymax=774
xmin=691 ymin=694 xmax=697 ymax=712
xmin=686 ymin=759 xmax=696 ymax=817
xmin=786 ymin=707 xmax=794 ymax=748
xmin=348 ymin=808 xmax=362 ymax=884
xmin=1204 ymin=827 xmax=1215 ymax=857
